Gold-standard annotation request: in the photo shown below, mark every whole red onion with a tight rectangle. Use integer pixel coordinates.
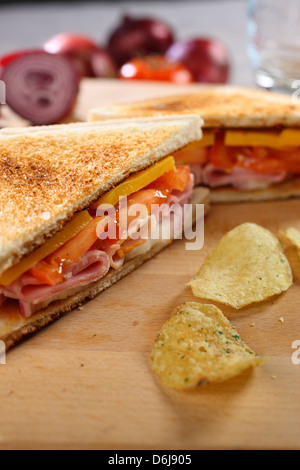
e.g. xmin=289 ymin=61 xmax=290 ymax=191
xmin=0 ymin=50 xmax=80 ymax=125
xmin=43 ymin=33 xmax=98 ymax=77
xmin=108 ymin=15 xmax=174 ymax=67
xmin=90 ymin=48 xmax=117 ymax=78
xmin=166 ymin=38 xmax=230 ymax=84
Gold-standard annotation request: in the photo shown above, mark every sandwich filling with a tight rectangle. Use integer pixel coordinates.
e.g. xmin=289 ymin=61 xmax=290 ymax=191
xmin=174 ymin=129 xmax=300 ymax=191
xmin=0 ymin=157 xmax=194 ymax=317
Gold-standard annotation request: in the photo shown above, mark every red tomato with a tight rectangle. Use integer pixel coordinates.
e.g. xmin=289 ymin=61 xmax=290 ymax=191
xmin=29 ymin=261 xmax=63 ymax=286
xmin=174 ymin=147 xmax=209 ymax=165
xmin=148 ymin=166 xmax=191 ymax=192
xmin=236 ymin=157 xmax=287 ymax=174
xmin=209 ymin=135 xmax=233 ymax=170
xmin=119 ymin=55 xmax=194 ymax=83
xmin=47 ymin=217 xmax=103 ymax=268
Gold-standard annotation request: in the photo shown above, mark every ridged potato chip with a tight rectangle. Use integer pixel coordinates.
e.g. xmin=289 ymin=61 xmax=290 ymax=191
xmin=281 ymin=227 xmax=300 ymax=255
xmin=151 ymin=302 xmax=265 ymax=389
xmin=188 ymin=223 xmax=292 ymax=309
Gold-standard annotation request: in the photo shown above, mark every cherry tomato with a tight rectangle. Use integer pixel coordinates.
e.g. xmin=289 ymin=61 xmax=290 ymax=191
xmin=119 ymin=55 xmax=194 ymax=83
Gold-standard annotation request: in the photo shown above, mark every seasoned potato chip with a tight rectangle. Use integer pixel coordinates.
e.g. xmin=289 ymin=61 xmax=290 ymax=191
xmin=281 ymin=227 xmax=300 ymax=255
xmin=188 ymin=223 xmax=292 ymax=309
xmin=151 ymin=302 xmax=265 ymax=389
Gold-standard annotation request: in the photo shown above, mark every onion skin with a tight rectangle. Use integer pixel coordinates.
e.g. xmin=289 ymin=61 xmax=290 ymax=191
xmin=44 ymin=33 xmax=98 ymax=77
xmin=166 ymin=38 xmax=230 ymax=84
xmin=108 ymin=15 xmax=174 ymax=67
xmin=90 ymin=48 xmax=117 ymax=78
xmin=0 ymin=50 xmax=80 ymax=125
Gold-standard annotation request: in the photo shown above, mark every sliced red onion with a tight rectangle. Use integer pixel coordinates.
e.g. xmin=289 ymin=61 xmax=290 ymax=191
xmin=0 ymin=50 xmax=80 ymax=125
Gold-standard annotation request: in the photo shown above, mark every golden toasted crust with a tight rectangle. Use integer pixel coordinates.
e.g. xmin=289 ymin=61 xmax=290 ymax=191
xmin=0 ymin=188 xmax=210 ymax=350
xmin=0 ymin=116 xmax=202 ymax=276
xmin=88 ymin=86 xmax=300 ymax=128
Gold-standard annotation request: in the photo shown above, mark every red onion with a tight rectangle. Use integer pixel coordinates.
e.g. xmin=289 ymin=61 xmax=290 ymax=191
xmin=90 ymin=48 xmax=117 ymax=78
xmin=108 ymin=15 xmax=174 ymax=67
xmin=0 ymin=50 xmax=80 ymax=125
xmin=44 ymin=33 xmax=98 ymax=77
xmin=166 ymin=38 xmax=230 ymax=84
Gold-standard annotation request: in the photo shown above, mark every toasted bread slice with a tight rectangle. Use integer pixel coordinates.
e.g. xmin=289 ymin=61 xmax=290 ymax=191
xmin=0 ymin=115 xmax=202 ymax=276
xmin=88 ymin=86 xmax=300 ymax=129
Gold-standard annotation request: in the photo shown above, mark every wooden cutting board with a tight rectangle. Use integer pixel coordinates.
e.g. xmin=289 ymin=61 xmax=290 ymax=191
xmin=1 ymin=80 xmax=300 ymax=450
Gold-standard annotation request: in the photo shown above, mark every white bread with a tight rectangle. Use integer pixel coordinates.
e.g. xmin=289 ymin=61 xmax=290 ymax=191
xmin=88 ymin=86 xmax=300 ymax=129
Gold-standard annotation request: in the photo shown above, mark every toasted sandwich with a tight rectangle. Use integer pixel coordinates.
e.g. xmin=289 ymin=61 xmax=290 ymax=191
xmin=89 ymin=86 xmax=300 ymax=203
xmin=0 ymin=116 xmax=210 ymax=349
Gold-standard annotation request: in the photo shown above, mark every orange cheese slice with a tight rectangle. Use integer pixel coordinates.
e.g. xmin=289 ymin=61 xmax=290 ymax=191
xmin=0 ymin=211 xmax=92 ymax=286
xmin=225 ymin=129 xmax=300 ymax=148
xmin=93 ymin=156 xmax=175 ymax=209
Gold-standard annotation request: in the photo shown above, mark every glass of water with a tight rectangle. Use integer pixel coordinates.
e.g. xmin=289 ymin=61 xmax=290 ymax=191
xmin=248 ymin=0 xmax=300 ymax=94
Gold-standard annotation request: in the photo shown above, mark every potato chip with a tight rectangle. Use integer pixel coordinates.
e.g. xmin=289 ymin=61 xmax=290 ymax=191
xmin=151 ymin=302 xmax=266 ymax=389
xmin=188 ymin=223 xmax=292 ymax=309
xmin=281 ymin=227 xmax=300 ymax=255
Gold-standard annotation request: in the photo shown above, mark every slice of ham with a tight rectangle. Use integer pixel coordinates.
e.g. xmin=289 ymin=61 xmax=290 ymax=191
xmin=1 ymin=250 xmax=110 ymax=317
xmin=190 ymin=163 xmax=287 ymax=191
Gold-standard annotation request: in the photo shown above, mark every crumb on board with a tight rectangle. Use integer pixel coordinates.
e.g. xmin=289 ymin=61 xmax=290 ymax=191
xmin=78 ymin=307 xmax=84 ymax=311
xmin=271 ymin=376 xmax=277 ymax=380
xmin=279 ymin=317 xmax=285 ymax=324
xmin=251 ymin=323 xmax=256 ymax=327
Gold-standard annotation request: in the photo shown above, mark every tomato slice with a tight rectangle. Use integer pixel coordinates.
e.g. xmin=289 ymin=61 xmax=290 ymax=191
xmin=30 ymin=217 xmax=105 ymax=285
xmin=174 ymin=147 xmax=209 ymax=165
xmin=236 ymin=157 xmax=287 ymax=174
xmin=271 ymin=148 xmax=300 ymax=174
xmin=209 ymin=135 xmax=233 ymax=170
xmin=46 ymin=217 xmax=104 ymax=267
xmin=147 ymin=166 xmax=191 ymax=192
xmin=232 ymin=147 xmax=300 ymax=174
xmin=29 ymin=261 xmax=64 ymax=286
xmin=209 ymin=141 xmax=300 ymax=175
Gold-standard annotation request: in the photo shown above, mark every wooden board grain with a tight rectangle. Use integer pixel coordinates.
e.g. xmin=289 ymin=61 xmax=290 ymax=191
xmin=0 ymin=80 xmax=300 ymax=450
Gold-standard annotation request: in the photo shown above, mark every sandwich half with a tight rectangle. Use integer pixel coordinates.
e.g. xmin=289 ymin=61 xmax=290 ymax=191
xmin=0 ymin=116 xmax=209 ymax=349
xmin=89 ymin=86 xmax=300 ymax=203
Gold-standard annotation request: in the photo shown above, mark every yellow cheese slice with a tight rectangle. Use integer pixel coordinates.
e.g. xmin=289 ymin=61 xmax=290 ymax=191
xmin=93 ymin=156 xmax=175 ymax=208
xmin=0 ymin=211 xmax=92 ymax=286
xmin=225 ymin=129 xmax=300 ymax=148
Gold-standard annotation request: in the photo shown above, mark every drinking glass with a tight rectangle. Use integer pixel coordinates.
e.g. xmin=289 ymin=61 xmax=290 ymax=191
xmin=248 ymin=0 xmax=300 ymax=93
